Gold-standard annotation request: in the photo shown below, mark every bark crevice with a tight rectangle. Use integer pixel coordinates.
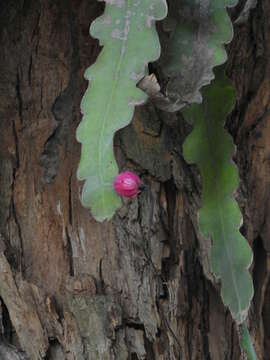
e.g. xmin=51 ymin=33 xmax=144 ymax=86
xmin=0 ymin=0 xmax=268 ymax=359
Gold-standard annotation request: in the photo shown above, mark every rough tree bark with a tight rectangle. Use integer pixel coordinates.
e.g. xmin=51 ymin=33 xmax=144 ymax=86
xmin=0 ymin=0 xmax=269 ymax=359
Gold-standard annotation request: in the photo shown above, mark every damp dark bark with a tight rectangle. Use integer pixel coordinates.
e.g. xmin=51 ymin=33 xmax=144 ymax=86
xmin=0 ymin=0 xmax=269 ymax=359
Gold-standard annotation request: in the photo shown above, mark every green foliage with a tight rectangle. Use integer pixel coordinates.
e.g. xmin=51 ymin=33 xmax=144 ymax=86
xmin=76 ymin=1 xmax=257 ymax=354
xmin=76 ymin=0 xmax=256 ymax=354
xmin=159 ymin=0 xmax=238 ymax=111
xmin=241 ymin=324 xmax=257 ymax=360
xmin=76 ymin=0 xmax=167 ymax=221
xmin=183 ymin=69 xmax=254 ymax=323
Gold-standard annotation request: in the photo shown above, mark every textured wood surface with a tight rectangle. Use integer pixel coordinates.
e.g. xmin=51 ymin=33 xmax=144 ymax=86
xmin=0 ymin=0 xmax=269 ymax=359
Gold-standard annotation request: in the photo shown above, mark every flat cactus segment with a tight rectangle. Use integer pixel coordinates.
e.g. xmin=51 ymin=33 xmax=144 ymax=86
xmin=183 ymin=69 xmax=254 ymax=323
xmin=77 ymin=0 xmax=167 ymax=221
xmin=158 ymin=0 xmax=238 ymax=111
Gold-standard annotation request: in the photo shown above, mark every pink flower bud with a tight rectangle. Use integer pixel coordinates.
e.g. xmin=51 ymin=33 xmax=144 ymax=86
xmin=114 ymin=171 xmax=141 ymax=198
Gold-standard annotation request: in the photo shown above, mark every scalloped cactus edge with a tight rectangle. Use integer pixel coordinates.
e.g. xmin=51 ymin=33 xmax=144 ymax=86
xmin=157 ymin=0 xmax=238 ymax=111
xmin=76 ymin=0 xmax=168 ymax=221
xmin=182 ymin=68 xmax=254 ymax=323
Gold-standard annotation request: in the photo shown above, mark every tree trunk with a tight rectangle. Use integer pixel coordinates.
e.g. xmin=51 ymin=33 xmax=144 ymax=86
xmin=0 ymin=0 xmax=269 ymax=359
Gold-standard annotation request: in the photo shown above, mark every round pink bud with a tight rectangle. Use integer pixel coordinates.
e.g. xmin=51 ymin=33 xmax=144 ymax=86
xmin=114 ymin=171 xmax=142 ymax=198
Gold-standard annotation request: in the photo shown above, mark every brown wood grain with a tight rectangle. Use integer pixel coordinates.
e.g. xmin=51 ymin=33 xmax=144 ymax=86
xmin=0 ymin=0 xmax=269 ymax=359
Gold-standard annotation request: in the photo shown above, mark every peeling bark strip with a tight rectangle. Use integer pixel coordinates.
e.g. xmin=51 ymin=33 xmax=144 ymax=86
xmin=0 ymin=253 xmax=48 ymax=358
xmin=0 ymin=343 xmax=27 ymax=360
xmin=0 ymin=0 xmax=269 ymax=359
